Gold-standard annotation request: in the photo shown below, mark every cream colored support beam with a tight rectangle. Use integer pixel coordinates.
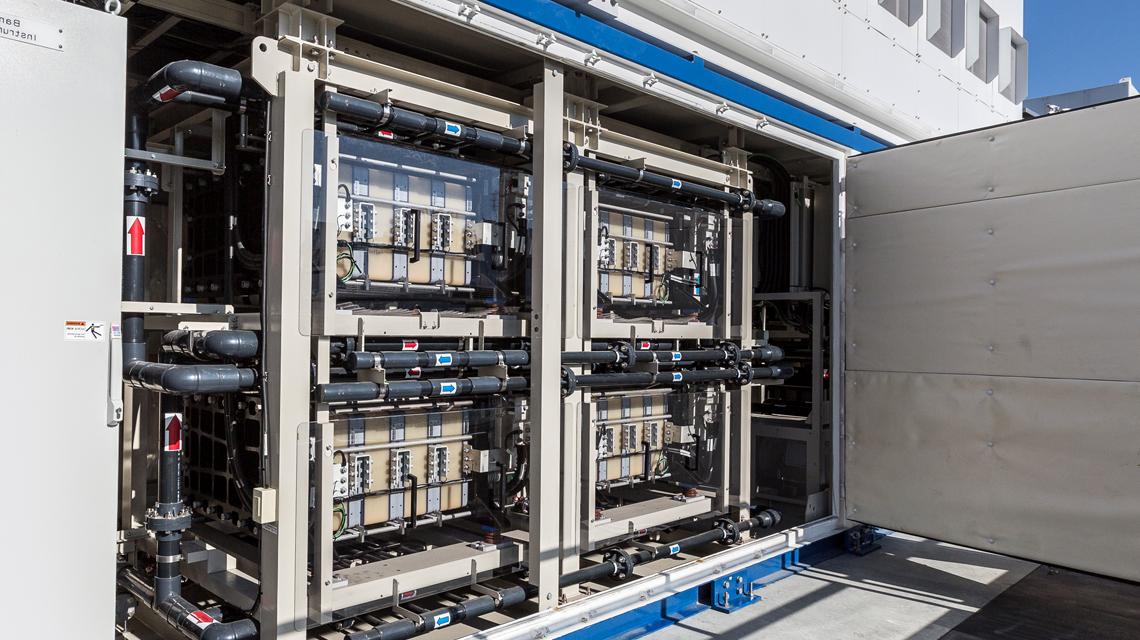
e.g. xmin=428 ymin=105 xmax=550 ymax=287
xmin=257 ymin=67 xmax=315 ymax=640
xmin=528 ymin=60 xmax=565 ymax=609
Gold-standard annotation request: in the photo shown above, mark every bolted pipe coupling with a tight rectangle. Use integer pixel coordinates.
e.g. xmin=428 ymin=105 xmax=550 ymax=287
xmin=561 ymin=366 xmax=578 ymax=397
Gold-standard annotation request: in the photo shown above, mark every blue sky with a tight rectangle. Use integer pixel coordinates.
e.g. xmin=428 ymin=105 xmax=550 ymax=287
xmin=1026 ymin=1 xmax=1140 ymax=97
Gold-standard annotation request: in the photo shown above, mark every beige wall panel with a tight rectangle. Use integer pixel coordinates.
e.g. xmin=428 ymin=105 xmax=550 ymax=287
xmin=846 ymin=178 xmax=1140 ymax=381
xmin=845 ymin=371 xmax=1140 ymax=581
xmin=848 ymin=98 xmax=1140 ymax=218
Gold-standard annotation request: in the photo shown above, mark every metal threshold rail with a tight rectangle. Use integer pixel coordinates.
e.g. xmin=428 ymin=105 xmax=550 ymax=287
xmin=466 ymin=516 xmax=844 ymax=640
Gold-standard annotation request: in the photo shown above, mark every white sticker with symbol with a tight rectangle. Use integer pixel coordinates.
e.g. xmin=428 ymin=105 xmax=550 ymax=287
xmin=64 ymin=320 xmax=106 ymax=342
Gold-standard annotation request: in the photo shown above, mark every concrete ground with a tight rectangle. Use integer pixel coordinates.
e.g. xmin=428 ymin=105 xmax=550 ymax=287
xmin=644 ymin=532 xmax=1038 ymax=640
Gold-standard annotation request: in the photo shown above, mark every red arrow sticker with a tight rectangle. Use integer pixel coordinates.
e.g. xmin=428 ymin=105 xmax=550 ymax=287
xmin=164 ymin=413 xmax=182 ymax=452
xmin=126 ymin=216 xmax=145 ymax=256
xmin=187 ymin=610 xmax=215 ymax=629
xmin=401 ymin=340 xmax=419 ymax=351
xmin=153 ymin=86 xmax=183 ymax=103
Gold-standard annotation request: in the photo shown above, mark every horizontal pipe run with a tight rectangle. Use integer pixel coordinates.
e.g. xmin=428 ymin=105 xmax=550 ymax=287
xmin=163 ymin=330 xmax=259 ymax=361
xmin=565 ymin=144 xmax=785 ymax=218
xmin=346 ymin=350 xmax=529 ymax=371
xmin=320 ymin=91 xmax=529 ymax=155
xmin=334 ymin=510 xmax=473 ymax=543
xmin=118 ymin=569 xmax=257 ymax=640
xmin=125 ymin=362 xmax=257 ymax=394
xmin=339 ymin=434 xmax=473 ymax=455
xmin=573 ymin=367 xmax=739 ymax=389
xmin=317 ymin=376 xmax=528 ymax=403
xmin=346 ymin=585 xmax=532 ymax=640
xmin=558 ymin=510 xmax=782 ymax=588
xmin=563 ymin=345 xmax=785 ymax=366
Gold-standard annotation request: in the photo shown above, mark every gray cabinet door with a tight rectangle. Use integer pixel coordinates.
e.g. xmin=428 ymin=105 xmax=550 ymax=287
xmin=844 ymin=97 xmax=1140 ymax=581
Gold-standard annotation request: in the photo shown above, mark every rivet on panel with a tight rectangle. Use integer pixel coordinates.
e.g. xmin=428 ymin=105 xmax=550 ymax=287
xmin=987 ymin=344 xmax=995 ymax=352
xmin=986 ymin=389 xmax=993 ymax=396
xmin=989 ymin=279 xmax=997 ymax=286
xmin=987 ymin=228 xmax=995 ymax=235
xmin=987 ymin=186 xmax=995 ymax=192
xmin=987 ymin=441 xmax=994 ymax=448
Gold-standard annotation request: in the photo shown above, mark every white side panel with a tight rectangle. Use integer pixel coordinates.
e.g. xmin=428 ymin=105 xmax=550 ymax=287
xmin=0 ymin=0 xmax=125 ymax=633
xmin=844 ymin=97 xmax=1140 ymax=582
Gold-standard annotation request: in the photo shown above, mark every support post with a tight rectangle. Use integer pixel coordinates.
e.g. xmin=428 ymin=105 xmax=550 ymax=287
xmin=528 ymin=60 xmax=565 ymax=609
xmin=258 ymin=68 xmax=315 ymax=640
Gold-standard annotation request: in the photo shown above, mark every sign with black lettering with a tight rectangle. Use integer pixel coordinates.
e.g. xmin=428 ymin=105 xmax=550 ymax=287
xmin=0 ymin=11 xmax=65 ymax=52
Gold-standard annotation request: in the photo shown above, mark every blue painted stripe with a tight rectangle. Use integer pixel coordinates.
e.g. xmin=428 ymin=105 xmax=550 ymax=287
xmin=479 ymin=0 xmax=887 ymax=152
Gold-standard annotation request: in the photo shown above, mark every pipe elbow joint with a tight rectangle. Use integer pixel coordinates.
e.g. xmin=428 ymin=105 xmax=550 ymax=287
xmin=200 ymin=619 xmax=258 ymax=640
xmin=754 ymin=198 xmax=786 ymax=220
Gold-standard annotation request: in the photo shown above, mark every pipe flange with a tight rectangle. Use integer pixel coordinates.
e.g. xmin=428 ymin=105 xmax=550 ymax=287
xmin=145 ymin=508 xmax=193 ymax=533
xmin=734 ymin=362 xmax=753 ymax=385
xmin=615 ymin=341 xmax=635 ymax=370
xmin=603 ymin=547 xmax=634 ymax=580
xmin=715 ymin=518 xmax=742 ymax=546
xmin=719 ymin=341 xmax=742 ymax=366
xmin=738 ymin=189 xmax=757 ymax=213
xmin=124 ymin=170 xmax=160 ymax=193
xmin=561 ymin=366 xmax=578 ymax=397
xmin=563 ymin=142 xmax=580 ymax=172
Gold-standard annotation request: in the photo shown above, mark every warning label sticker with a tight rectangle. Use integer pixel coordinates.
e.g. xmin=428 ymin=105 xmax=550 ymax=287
xmin=64 ymin=320 xmax=106 ymax=341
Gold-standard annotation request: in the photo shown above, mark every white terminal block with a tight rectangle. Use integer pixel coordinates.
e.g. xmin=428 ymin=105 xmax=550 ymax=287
xmin=252 ymin=487 xmax=278 ymax=524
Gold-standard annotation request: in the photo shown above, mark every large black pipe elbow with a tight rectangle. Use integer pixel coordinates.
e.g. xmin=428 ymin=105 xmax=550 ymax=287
xmin=200 ymin=619 xmax=259 ymax=640
xmin=199 ymin=330 xmax=259 ymax=360
xmin=139 ymin=60 xmax=244 ymax=108
xmin=164 ymin=330 xmax=259 ymax=361
xmin=754 ymin=198 xmax=786 ymax=219
xmin=125 ymin=362 xmax=257 ymax=394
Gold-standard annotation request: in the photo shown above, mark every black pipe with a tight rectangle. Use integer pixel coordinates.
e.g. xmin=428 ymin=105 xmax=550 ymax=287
xmin=565 ymin=143 xmax=785 ymax=218
xmin=319 ymin=91 xmax=530 ymax=156
xmin=346 ymin=350 xmax=529 ymax=371
xmin=558 ymin=509 xmax=782 ymax=588
xmin=125 ymin=362 xmax=257 ymax=394
xmin=346 ymin=586 xmax=531 ymax=640
xmin=362 ymin=339 xmax=467 ymax=352
xmin=563 ymin=345 xmax=784 ymax=366
xmin=317 ymin=376 xmax=528 ymax=403
xmin=744 ymin=364 xmax=795 ymax=382
xmin=120 ymin=569 xmax=258 ymax=640
xmin=163 ymin=330 xmax=260 ymax=361
xmin=573 ymin=367 xmax=739 ymax=389
xmin=137 ymin=60 xmax=245 ymax=109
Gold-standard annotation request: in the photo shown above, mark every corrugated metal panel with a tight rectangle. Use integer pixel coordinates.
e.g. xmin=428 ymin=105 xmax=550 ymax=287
xmin=845 ymin=97 xmax=1140 ymax=582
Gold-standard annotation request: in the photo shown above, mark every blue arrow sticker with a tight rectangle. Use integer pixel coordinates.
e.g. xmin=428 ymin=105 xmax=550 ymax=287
xmin=443 ymin=122 xmax=463 ymax=137
xmin=439 ymin=382 xmax=458 ymax=395
xmin=434 ymin=353 xmax=454 ymax=366
xmin=669 ymin=543 xmax=681 ymax=555
xmin=671 ymin=178 xmax=683 ymax=189
xmin=672 ymin=372 xmax=683 ymax=382
xmin=434 ymin=613 xmax=451 ymax=628
xmin=671 ymin=352 xmax=682 ymax=361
